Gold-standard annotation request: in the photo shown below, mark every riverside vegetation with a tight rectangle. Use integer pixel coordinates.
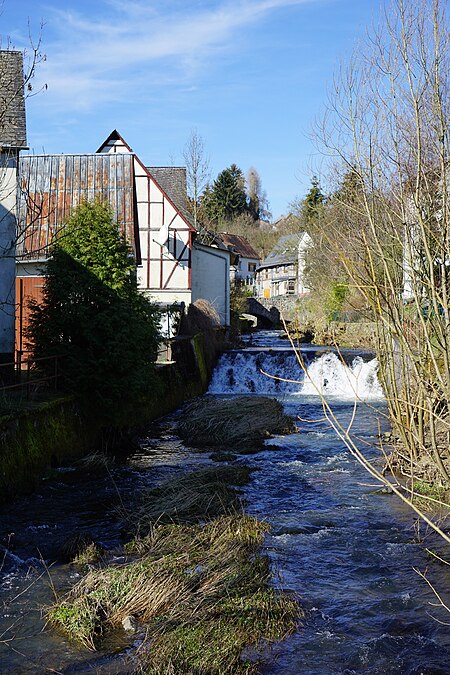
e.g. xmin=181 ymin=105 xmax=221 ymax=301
xmin=46 ymin=399 xmax=299 ymax=672
xmin=48 ymin=464 xmax=301 ymax=673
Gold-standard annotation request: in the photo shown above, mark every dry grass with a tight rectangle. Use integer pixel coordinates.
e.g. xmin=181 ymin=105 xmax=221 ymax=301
xmin=177 ymin=396 xmax=294 ymax=452
xmin=47 ymin=467 xmax=302 ymax=671
xmin=48 ymin=514 xmax=300 ymax=669
xmin=179 ymin=299 xmax=221 ymax=335
xmin=124 ymin=466 xmax=254 ymax=533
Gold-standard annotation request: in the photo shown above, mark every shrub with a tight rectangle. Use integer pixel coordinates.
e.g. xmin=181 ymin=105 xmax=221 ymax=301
xmin=27 ymin=201 xmax=161 ymax=425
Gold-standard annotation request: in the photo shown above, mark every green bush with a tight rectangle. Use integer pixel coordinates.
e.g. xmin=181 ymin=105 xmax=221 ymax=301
xmin=27 ymin=201 xmax=161 ymax=425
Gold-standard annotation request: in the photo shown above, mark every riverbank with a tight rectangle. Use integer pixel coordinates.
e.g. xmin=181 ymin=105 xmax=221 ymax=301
xmin=0 ymin=329 xmax=226 ymax=501
xmin=280 ymin=320 xmax=378 ymax=350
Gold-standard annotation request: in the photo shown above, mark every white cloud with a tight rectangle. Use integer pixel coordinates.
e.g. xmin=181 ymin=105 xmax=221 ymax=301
xmin=35 ymin=0 xmax=317 ymax=111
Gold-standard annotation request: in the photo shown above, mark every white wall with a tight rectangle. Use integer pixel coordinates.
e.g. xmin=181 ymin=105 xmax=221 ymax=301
xmin=191 ymin=243 xmax=230 ymax=325
xmin=0 ymin=152 xmax=18 ymax=359
xmin=297 ymin=232 xmax=313 ymax=295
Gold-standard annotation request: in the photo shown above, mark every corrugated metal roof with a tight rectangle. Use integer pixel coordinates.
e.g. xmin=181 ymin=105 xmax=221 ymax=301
xmin=17 ymin=153 xmax=138 ymax=260
xmin=0 ymin=51 xmax=27 ymax=148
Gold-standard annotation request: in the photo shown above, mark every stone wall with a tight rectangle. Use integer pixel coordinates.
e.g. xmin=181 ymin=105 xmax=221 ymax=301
xmin=257 ymin=296 xmax=299 ymax=321
xmin=0 ymin=398 xmax=94 ymax=499
xmin=0 ymin=329 xmax=226 ymax=501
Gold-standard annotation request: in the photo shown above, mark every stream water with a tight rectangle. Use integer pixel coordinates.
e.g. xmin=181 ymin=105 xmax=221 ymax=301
xmin=0 ymin=330 xmax=449 ymax=673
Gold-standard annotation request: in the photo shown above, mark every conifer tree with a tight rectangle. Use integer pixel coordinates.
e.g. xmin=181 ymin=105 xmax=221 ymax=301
xmin=28 ymin=201 xmax=160 ymax=424
xmin=204 ymin=164 xmax=247 ymax=223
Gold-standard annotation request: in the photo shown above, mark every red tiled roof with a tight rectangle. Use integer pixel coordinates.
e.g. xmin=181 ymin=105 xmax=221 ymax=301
xmin=218 ymin=233 xmax=260 ymax=260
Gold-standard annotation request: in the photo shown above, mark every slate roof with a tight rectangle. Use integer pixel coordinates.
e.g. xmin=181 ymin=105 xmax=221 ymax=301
xmin=258 ymin=232 xmax=307 ymax=269
xmin=147 ymin=166 xmax=195 ymax=229
xmin=0 ymin=51 xmax=27 ymax=149
xmin=218 ymin=233 xmax=260 ymax=260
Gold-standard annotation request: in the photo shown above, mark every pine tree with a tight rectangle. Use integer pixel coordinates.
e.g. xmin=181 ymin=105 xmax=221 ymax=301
xmin=302 ymin=176 xmax=325 ymax=229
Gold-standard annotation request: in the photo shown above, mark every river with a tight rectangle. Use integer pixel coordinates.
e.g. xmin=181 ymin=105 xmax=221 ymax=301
xmin=0 ymin=330 xmax=449 ymax=673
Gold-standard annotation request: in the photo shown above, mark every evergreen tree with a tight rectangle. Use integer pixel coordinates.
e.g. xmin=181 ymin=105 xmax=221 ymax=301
xmin=302 ymin=176 xmax=325 ymax=229
xmin=204 ymin=164 xmax=247 ymax=223
xmin=28 ymin=201 xmax=160 ymax=425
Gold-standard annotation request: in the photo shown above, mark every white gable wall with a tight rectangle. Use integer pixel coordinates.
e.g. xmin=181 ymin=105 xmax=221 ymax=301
xmin=99 ymin=136 xmax=193 ymax=307
xmin=0 ymin=152 xmax=19 ymax=360
xmin=191 ymin=243 xmax=230 ymax=325
xmin=297 ymin=232 xmax=312 ymax=295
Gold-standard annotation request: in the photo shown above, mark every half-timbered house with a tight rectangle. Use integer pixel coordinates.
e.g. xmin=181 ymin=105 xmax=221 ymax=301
xmin=255 ymin=231 xmax=312 ymax=299
xmin=15 ymin=130 xmax=230 ymax=350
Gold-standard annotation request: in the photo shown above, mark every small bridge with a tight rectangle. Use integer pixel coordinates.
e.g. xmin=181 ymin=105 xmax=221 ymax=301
xmin=245 ymin=298 xmax=280 ymax=328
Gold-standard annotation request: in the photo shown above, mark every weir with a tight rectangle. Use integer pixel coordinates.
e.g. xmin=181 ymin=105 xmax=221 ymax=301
xmin=208 ymin=345 xmax=384 ymax=400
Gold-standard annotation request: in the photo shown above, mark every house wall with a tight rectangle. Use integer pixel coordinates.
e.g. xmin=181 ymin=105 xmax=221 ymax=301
xmin=191 ymin=243 xmax=230 ymax=325
xmin=297 ymin=233 xmax=312 ymax=295
xmin=235 ymin=255 xmax=259 ymax=283
xmin=255 ymin=263 xmax=296 ymax=298
xmin=99 ymin=137 xmax=194 ymax=306
xmin=0 ymin=152 xmax=19 ymax=363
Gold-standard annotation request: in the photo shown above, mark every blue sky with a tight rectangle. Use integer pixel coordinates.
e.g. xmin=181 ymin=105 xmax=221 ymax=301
xmin=3 ymin=0 xmax=378 ymax=219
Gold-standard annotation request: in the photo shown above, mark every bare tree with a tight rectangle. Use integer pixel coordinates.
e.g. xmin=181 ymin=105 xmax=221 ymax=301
xmin=246 ymin=166 xmax=271 ymax=222
xmin=312 ymin=0 xmax=450 ymax=488
xmin=183 ymin=129 xmax=210 ymax=228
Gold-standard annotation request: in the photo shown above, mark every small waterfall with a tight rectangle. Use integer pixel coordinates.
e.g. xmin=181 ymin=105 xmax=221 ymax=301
xmin=301 ymin=352 xmax=384 ymax=400
xmin=208 ymin=351 xmax=304 ymax=395
xmin=208 ymin=349 xmax=384 ymax=401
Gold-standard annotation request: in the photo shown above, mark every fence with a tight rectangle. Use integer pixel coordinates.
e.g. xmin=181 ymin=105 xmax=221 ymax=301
xmin=0 ymin=352 xmax=62 ymax=402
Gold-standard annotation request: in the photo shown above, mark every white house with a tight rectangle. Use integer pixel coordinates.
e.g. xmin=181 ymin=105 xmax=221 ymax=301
xmin=255 ymin=231 xmax=312 ymax=299
xmin=15 ymin=130 xmax=230 ymax=349
xmin=0 ymin=51 xmax=27 ymax=366
xmin=218 ymin=233 xmax=260 ymax=286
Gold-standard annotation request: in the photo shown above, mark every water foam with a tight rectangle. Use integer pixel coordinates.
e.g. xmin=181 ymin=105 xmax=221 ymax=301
xmin=208 ymin=348 xmax=384 ymax=401
xmin=301 ymin=353 xmax=384 ymax=401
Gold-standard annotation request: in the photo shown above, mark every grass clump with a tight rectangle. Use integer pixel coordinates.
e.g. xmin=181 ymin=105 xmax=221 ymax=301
xmin=72 ymin=542 xmax=103 ymax=566
xmin=48 ymin=514 xmax=301 ymax=669
xmin=177 ymin=396 xmax=294 ymax=453
xmin=413 ymin=479 xmax=445 ymax=499
xmin=48 ymin=466 xmax=302 ymax=670
xmin=124 ymin=465 xmax=254 ymax=531
xmin=209 ymin=451 xmax=238 ymax=462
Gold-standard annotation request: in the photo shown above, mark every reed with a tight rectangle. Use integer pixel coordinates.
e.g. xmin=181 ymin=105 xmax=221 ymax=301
xmin=177 ymin=396 xmax=294 ymax=452
xmin=47 ymin=468 xmax=302 ymax=670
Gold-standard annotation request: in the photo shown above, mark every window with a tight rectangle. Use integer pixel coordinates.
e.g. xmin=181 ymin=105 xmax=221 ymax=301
xmin=248 ymin=262 xmax=256 ymax=273
xmin=287 ymin=279 xmax=296 ymax=295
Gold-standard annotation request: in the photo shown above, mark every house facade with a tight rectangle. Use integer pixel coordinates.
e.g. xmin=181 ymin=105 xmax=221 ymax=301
xmin=192 ymin=236 xmax=230 ymax=324
xmin=15 ymin=130 xmax=230 ymax=350
xmin=255 ymin=231 xmax=312 ymax=299
xmin=218 ymin=233 xmax=260 ymax=287
xmin=0 ymin=51 xmax=27 ymax=365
